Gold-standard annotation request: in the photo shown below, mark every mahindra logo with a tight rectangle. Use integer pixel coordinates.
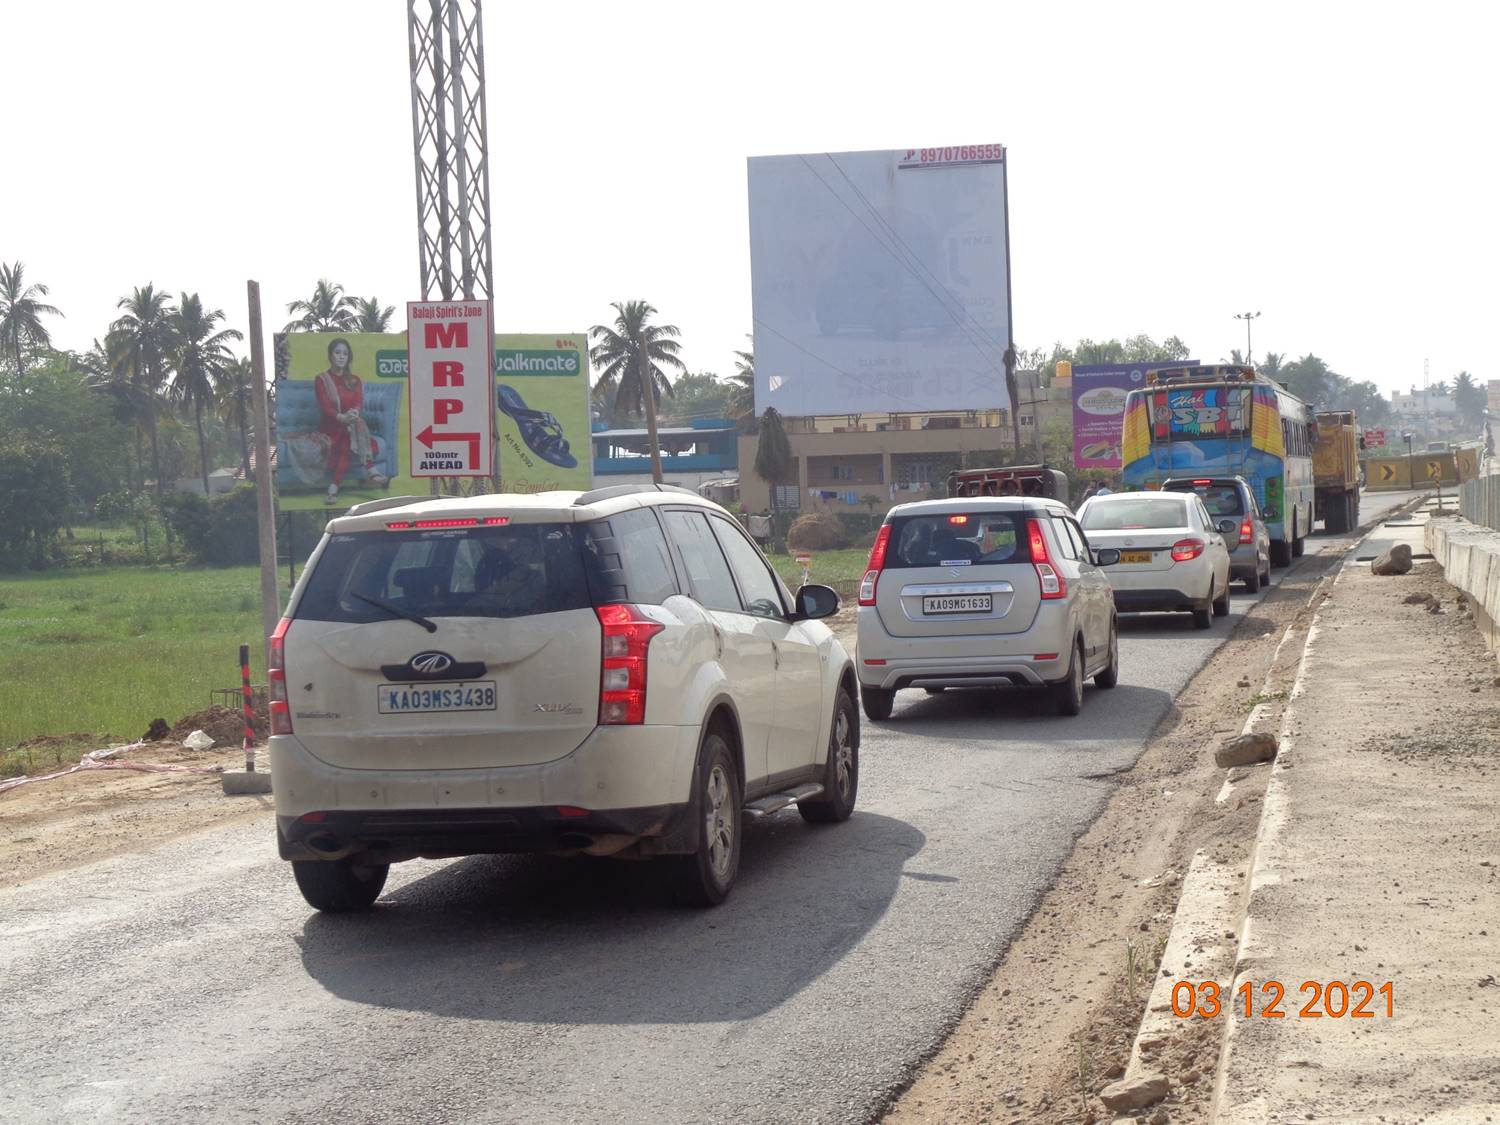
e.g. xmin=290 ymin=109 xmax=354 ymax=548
xmin=410 ymin=651 xmax=454 ymax=675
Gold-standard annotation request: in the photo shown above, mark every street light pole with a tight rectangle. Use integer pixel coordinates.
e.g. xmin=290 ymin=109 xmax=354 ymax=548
xmin=1233 ymin=311 xmax=1261 ymax=365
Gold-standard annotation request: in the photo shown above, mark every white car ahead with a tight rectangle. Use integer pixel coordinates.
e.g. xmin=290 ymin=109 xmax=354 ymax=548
xmin=1076 ymin=491 xmax=1232 ymax=629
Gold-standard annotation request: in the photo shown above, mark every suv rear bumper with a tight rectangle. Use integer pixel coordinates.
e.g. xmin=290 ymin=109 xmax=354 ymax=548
xmin=277 ymin=803 xmax=687 ymax=863
xmin=269 ymin=722 xmax=702 ymax=860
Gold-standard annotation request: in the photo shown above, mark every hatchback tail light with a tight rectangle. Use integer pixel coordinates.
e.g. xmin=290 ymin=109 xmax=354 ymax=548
xmin=268 ymin=617 xmax=292 ymax=735
xmin=1026 ymin=519 xmax=1067 ymax=600
xmin=858 ymin=524 xmax=893 ymax=606
xmin=1171 ymin=538 xmax=1206 ymax=562
xmin=597 ymin=604 xmax=665 ymax=724
xmin=1239 ymin=519 xmax=1253 ymax=545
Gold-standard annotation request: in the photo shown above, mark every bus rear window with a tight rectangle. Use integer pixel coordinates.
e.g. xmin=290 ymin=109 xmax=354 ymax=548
xmin=1147 ymin=386 xmax=1251 ymax=441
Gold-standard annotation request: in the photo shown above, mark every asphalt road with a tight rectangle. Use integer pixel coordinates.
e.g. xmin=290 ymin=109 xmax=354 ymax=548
xmin=0 ymin=490 xmax=1423 ymax=1124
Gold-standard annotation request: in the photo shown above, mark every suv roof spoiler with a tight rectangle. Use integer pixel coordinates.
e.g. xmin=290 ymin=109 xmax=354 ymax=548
xmin=573 ymin=483 xmax=701 ymax=506
xmin=342 ymin=494 xmax=446 ymax=517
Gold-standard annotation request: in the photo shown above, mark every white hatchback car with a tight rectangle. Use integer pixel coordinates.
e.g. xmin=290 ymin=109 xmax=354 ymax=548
xmin=270 ymin=485 xmax=858 ymax=912
xmin=1076 ymin=491 xmax=1232 ymax=629
xmin=854 ymin=497 xmax=1122 ymax=719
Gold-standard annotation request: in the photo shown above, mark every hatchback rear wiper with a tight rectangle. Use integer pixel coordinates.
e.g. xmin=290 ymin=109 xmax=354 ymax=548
xmin=352 ymin=591 xmax=438 ymax=633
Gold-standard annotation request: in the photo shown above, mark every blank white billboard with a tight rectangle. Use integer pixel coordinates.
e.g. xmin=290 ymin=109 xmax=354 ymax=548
xmin=747 ymin=146 xmax=1011 ymax=416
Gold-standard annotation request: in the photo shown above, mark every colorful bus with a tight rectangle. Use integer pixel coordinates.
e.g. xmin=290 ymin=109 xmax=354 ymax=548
xmin=1120 ymin=365 xmax=1314 ymax=566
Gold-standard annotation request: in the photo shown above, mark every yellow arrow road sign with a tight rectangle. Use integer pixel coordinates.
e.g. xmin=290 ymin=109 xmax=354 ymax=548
xmin=1378 ymin=463 xmax=1397 ymax=482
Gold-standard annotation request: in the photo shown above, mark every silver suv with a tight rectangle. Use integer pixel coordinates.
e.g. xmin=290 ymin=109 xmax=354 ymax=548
xmin=854 ymin=497 xmax=1121 ymax=719
xmin=270 ymin=485 xmax=858 ymax=912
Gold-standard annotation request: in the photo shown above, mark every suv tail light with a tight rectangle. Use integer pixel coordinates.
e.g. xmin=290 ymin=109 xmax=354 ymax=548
xmin=1239 ymin=519 xmax=1253 ymax=545
xmin=1171 ymin=538 xmax=1206 ymax=562
xmin=1026 ymin=519 xmax=1067 ymax=600
xmin=268 ymin=617 xmax=292 ymax=735
xmin=597 ymin=604 xmax=665 ymax=725
xmin=858 ymin=524 xmax=893 ymax=606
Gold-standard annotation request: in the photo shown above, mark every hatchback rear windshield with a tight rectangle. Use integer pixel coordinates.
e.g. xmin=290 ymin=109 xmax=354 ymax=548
xmin=1081 ymin=497 xmax=1190 ymax=531
xmin=296 ymin=524 xmax=591 ymax=623
xmin=885 ymin=512 xmax=1030 ymax=568
xmin=1164 ymin=481 xmax=1245 ymax=516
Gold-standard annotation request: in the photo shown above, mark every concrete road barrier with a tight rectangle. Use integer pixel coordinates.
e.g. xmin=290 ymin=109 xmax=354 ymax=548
xmin=1426 ymin=514 xmax=1500 ymax=656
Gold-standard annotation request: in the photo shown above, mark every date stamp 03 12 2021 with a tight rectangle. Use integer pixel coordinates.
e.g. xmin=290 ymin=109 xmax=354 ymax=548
xmin=1171 ymin=980 xmax=1395 ymax=1020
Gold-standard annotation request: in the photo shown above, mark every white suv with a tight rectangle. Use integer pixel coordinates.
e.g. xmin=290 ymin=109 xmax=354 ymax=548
xmin=269 ymin=485 xmax=858 ymax=912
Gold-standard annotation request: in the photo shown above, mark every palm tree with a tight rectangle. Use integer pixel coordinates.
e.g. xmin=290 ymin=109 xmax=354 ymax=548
xmin=354 ymin=297 xmax=395 ymax=333
xmin=283 ymin=278 xmax=357 ymax=333
xmin=589 ymin=300 xmax=685 ymax=483
xmin=109 ymin=285 xmax=178 ymax=495
xmin=727 ymin=341 xmax=755 ymax=418
xmin=77 ymin=339 xmax=152 ymax=494
xmin=169 ymin=294 xmax=243 ymax=495
xmin=0 ymin=261 xmax=63 ymax=376
xmin=215 ymin=357 xmax=255 ymax=479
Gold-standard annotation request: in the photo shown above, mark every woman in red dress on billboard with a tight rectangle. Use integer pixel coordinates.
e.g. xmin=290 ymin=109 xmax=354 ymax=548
xmin=315 ymin=338 xmax=388 ymax=505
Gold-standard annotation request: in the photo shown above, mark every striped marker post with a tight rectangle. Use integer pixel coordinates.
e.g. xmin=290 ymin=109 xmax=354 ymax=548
xmin=240 ymin=643 xmax=257 ymax=773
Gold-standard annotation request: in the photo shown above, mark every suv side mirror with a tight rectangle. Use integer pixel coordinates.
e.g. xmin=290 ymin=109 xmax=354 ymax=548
xmin=793 ymin=584 xmax=840 ymax=620
xmin=1216 ymin=518 xmax=1239 ymax=536
xmin=1093 ymin=548 xmax=1121 ymax=566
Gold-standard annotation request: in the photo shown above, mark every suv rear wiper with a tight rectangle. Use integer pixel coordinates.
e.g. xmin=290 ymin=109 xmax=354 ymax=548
xmin=352 ymin=591 xmax=438 ymax=633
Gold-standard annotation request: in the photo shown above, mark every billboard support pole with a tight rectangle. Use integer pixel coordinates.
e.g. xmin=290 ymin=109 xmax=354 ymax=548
xmin=247 ymin=280 xmax=281 ymax=667
xmin=1001 ymin=149 xmax=1021 ymax=459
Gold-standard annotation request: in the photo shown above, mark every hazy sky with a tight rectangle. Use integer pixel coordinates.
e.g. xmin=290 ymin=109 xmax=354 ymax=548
xmin=7 ymin=1 xmax=1496 ymax=401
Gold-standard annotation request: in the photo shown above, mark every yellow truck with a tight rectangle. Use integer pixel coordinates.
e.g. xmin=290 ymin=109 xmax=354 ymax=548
xmin=1313 ymin=411 xmax=1362 ymax=532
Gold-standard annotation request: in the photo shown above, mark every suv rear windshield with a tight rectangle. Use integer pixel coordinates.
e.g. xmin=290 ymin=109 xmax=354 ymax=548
xmin=296 ymin=524 xmax=591 ymax=623
xmin=1163 ymin=481 xmax=1246 ymax=516
xmin=1081 ymin=497 xmax=1190 ymax=531
xmin=885 ymin=512 xmax=1030 ymax=568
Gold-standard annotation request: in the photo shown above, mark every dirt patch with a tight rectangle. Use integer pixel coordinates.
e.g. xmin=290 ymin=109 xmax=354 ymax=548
xmin=0 ymin=740 xmax=273 ymax=889
xmin=882 ymin=553 xmax=1342 ymax=1123
xmin=168 ymin=703 xmax=268 ymax=747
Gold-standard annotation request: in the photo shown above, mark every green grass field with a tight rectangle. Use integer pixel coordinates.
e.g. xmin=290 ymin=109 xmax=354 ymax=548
xmin=0 ymin=565 xmax=266 ymax=759
xmin=0 ymin=534 xmax=877 ymax=773
xmin=765 ymin=547 xmax=874 ymax=590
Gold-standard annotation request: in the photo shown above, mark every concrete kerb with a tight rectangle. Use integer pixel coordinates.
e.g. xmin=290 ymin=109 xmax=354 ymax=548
xmin=222 ymin=769 xmax=272 ymax=796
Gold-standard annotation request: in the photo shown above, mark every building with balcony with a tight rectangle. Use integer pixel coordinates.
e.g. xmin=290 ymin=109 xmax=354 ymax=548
xmin=735 ymin=409 xmax=1032 ymax=514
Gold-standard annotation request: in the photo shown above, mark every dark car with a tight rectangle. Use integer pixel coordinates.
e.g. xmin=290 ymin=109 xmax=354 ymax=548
xmin=1161 ymin=476 xmax=1272 ymax=593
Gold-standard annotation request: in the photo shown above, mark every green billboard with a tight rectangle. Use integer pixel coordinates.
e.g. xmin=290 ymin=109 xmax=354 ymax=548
xmin=273 ymin=331 xmax=591 ymax=511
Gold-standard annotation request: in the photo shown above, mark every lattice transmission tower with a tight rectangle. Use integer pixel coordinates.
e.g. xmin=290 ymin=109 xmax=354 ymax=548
xmin=407 ymin=0 xmax=494 ymax=302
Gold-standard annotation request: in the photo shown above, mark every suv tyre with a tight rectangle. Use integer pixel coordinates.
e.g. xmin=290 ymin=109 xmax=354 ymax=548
xmin=672 ymin=733 xmax=741 ymax=907
xmin=1052 ymin=640 xmax=1085 ymax=716
xmin=861 ymin=685 xmax=894 ymax=721
xmin=800 ymin=687 xmax=859 ymax=824
xmin=1242 ymin=563 xmax=1261 ymax=594
xmin=292 ymin=856 xmax=389 ymax=913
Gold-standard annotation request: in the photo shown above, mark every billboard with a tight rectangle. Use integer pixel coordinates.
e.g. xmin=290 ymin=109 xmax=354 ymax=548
xmin=1072 ymin=361 xmax=1195 ymax=470
xmin=747 ymin=145 xmax=1011 ymax=416
xmin=274 ymin=331 xmax=590 ymax=510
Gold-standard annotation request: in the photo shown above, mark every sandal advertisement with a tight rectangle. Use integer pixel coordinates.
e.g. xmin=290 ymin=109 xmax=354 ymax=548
xmin=274 ymin=331 xmax=591 ymax=510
